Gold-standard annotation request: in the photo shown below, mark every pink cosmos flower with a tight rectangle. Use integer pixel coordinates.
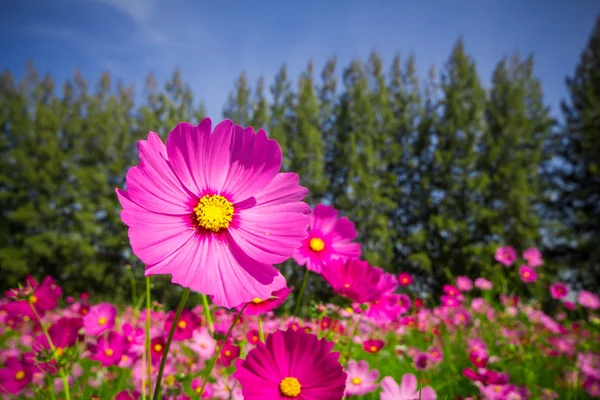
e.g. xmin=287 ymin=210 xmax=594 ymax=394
xmin=117 ymin=119 xmax=311 ymax=308
xmin=292 ymin=204 xmax=361 ymax=273
xmin=321 ymin=258 xmax=383 ymax=303
xmin=441 ymin=295 xmax=460 ymax=308
xmin=344 ymin=360 xmax=379 ymax=396
xmin=189 ymin=328 xmax=216 ymax=360
xmin=475 ymin=277 xmax=493 ymax=290
xmin=234 ymin=329 xmax=346 ymax=399
xmin=0 ymin=356 xmax=32 ymax=395
xmin=84 ymin=303 xmax=117 ymax=336
xmin=578 ymin=291 xmax=600 ymax=310
xmin=218 ymin=340 xmax=240 ymax=367
xmin=363 ymin=339 xmax=385 ymax=354
xmin=398 ymin=272 xmax=414 ymax=286
xmin=4 ymin=276 xmax=62 ymax=319
xmin=495 ymin=246 xmax=517 ymax=266
xmin=523 ymin=247 xmax=543 ymax=267
xmin=456 ymin=276 xmax=473 ymax=291
xmin=519 ymin=265 xmax=537 ymax=283
xmin=191 ymin=378 xmax=214 ymax=399
xmin=443 ymin=284 xmax=460 ymax=297
xmin=90 ymin=331 xmax=127 ymax=367
xmin=380 ymin=373 xmax=437 ymax=400
xmin=550 ymin=282 xmax=569 ymax=299
xmin=236 ymin=286 xmax=293 ymax=316
xmin=164 ymin=309 xmax=200 ymax=341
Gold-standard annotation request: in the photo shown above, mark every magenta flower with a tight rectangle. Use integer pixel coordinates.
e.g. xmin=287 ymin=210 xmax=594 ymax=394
xmin=363 ymin=339 xmax=385 ymax=354
xmin=523 ymin=247 xmax=543 ymax=267
xmin=292 ymin=204 xmax=361 ymax=274
xmin=84 ymin=303 xmax=117 ymax=336
xmin=234 ymin=329 xmax=346 ymax=399
xmin=0 ymin=356 xmax=32 ymax=395
xmin=380 ymin=373 xmax=437 ymax=400
xmin=218 ymin=340 xmax=240 ymax=367
xmin=115 ymin=391 xmax=141 ymax=400
xmin=4 ymin=276 xmax=62 ymax=319
xmin=397 ymin=272 xmax=414 ymax=286
xmin=90 ymin=331 xmax=127 ymax=367
xmin=321 ymin=258 xmax=383 ymax=303
xmin=475 ymin=277 xmax=493 ymax=290
xmin=441 ymin=295 xmax=460 ymax=308
xmin=456 ymin=276 xmax=473 ymax=291
xmin=443 ymin=284 xmax=460 ymax=297
xmin=117 ymin=119 xmax=311 ymax=308
xmin=578 ymin=290 xmax=600 ymax=310
xmin=344 ymin=360 xmax=379 ymax=396
xmin=495 ymin=246 xmax=517 ymax=266
xmin=236 ymin=286 xmax=293 ymax=316
xmin=164 ymin=309 xmax=200 ymax=341
xmin=550 ymin=282 xmax=569 ymax=300
xmin=519 ymin=265 xmax=537 ymax=283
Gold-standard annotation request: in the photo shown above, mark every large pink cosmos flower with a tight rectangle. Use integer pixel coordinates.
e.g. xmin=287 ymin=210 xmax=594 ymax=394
xmin=292 ymin=204 xmax=361 ymax=273
xmin=234 ymin=329 xmax=346 ymax=399
xmin=0 ymin=356 xmax=32 ymax=395
xmin=321 ymin=258 xmax=383 ymax=303
xmin=84 ymin=303 xmax=117 ymax=336
xmin=117 ymin=119 xmax=311 ymax=308
xmin=380 ymin=373 xmax=437 ymax=400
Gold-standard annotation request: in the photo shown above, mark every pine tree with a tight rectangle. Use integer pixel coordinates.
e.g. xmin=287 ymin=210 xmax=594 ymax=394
xmin=550 ymin=17 xmax=600 ymax=289
xmin=269 ymin=65 xmax=294 ymax=169
xmin=223 ymin=72 xmax=252 ymax=126
xmin=250 ymin=76 xmax=269 ymax=129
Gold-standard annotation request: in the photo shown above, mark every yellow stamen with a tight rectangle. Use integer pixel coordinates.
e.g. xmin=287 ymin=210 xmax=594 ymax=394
xmin=194 ymin=194 xmax=234 ymax=233
xmin=343 ymin=283 xmax=350 ymax=288
xmin=104 ymin=348 xmax=114 ymax=357
xmin=98 ymin=317 xmax=107 ymax=325
xmin=280 ymin=377 xmax=301 ymax=397
xmin=164 ymin=375 xmax=176 ymax=386
xmin=309 ymin=237 xmax=325 ymax=252
xmin=352 ymin=377 xmax=362 ymax=385
xmin=178 ymin=320 xmax=187 ymax=329
xmin=252 ymin=298 xmax=265 ymax=304
xmin=224 ymin=350 xmax=231 ymax=357
xmin=29 ymin=295 xmax=38 ymax=304
xmin=252 ymin=335 xmax=258 ymax=342
xmin=14 ymin=370 xmax=25 ymax=380
xmin=154 ymin=344 xmax=163 ymax=352
xmin=369 ymin=345 xmax=378 ymax=353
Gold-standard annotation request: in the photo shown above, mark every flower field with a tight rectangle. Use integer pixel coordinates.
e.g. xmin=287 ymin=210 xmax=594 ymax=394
xmin=1 ymin=119 xmax=599 ymax=400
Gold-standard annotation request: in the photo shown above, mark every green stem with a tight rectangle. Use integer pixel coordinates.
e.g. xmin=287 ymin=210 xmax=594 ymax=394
xmin=28 ymin=300 xmax=70 ymax=400
xmin=201 ymin=293 xmax=214 ymax=334
xmin=145 ymin=277 xmax=153 ymax=398
xmin=196 ymin=303 xmax=248 ymax=399
xmin=125 ymin=266 xmax=137 ymax=303
xmin=344 ymin=313 xmax=363 ymax=362
xmin=293 ymin=269 xmax=310 ymax=316
xmin=153 ymin=288 xmax=191 ymax=400
xmin=258 ymin=315 xmax=265 ymax=342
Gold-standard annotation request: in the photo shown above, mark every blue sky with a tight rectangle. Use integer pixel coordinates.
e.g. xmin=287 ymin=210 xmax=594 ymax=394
xmin=1 ymin=0 xmax=598 ymax=119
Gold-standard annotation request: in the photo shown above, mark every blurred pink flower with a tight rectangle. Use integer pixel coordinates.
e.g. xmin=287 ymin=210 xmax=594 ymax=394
xmin=495 ymin=246 xmax=517 ymax=266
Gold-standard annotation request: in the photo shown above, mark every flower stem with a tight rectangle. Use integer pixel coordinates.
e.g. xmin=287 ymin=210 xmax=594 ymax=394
xmin=294 ymin=269 xmax=310 ymax=316
xmin=153 ymin=287 xmax=191 ymax=400
xmin=125 ymin=265 xmax=137 ymax=303
xmin=201 ymin=293 xmax=214 ymax=334
xmin=145 ymin=277 xmax=153 ymax=398
xmin=196 ymin=303 xmax=248 ymax=399
xmin=258 ymin=315 xmax=265 ymax=342
xmin=28 ymin=300 xmax=71 ymax=400
xmin=344 ymin=313 xmax=363 ymax=363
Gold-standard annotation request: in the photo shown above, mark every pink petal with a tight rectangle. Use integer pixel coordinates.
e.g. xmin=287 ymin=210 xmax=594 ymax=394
xmin=380 ymin=377 xmax=401 ymax=399
xmin=400 ymin=373 xmax=417 ymax=397
xmin=420 ymin=386 xmax=437 ymax=400
xmin=148 ymin=233 xmax=285 ymax=308
xmin=221 ymin=127 xmax=282 ymax=202
xmin=333 ymin=217 xmax=358 ymax=240
xmin=117 ymin=190 xmax=195 ymax=265
xmin=122 ymin=132 xmax=195 ymax=214
xmin=251 ymin=173 xmax=309 ymax=208
xmin=311 ymin=204 xmax=339 ymax=234
xmin=165 ymin=120 xmax=212 ymax=196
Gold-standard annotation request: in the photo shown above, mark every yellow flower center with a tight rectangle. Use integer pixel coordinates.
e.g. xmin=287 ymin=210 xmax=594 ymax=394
xmin=224 ymin=350 xmax=231 ymax=357
xmin=154 ymin=344 xmax=163 ymax=352
xmin=369 ymin=345 xmax=378 ymax=353
xmin=279 ymin=377 xmax=301 ymax=397
xmin=195 ymin=387 xmax=202 ymax=394
xmin=252 ymin=335 xmax=258 ymax=342
xmin=98 ymin=317 xmax=107 ymax=326
xmin=352 ymin=377 xmax=362 ymax=385
xmin=252 ymin=298 xmax=265 ymax=304
xmin=29 ymin=295 xmax=38 ymax=304
xmin=14 ymin=370 xmax=25 ymax=380
xmin=523 ymin=271 xmax=530 ymax=278
xmin=402 ymin=278 xmax=409 ymax=284
xmin=309 ymin=237 xmax=325 ymax=252
xmin=104 ymin=348 xmax=114 ymax=357
xmin=121 ymin=355 xmax=128 ymax=362
xmin=55 ymin=347 xmax=64 ymax=357
xmin=178 ymin=320 xmax=187 ymax=329
xmin=194 ymin=194 xmax=234 ymax=233
xmin=165 ymin=375 xmax=176 ymax=386
xmin=345 ymin=307 xmax=353 ymax=313
xmin=343 ymin=283 xmax=350 ymax=288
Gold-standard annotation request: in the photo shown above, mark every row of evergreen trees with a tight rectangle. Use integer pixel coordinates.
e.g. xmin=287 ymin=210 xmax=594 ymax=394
xmin=1 ymin=19 xmax=599 ymax=299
